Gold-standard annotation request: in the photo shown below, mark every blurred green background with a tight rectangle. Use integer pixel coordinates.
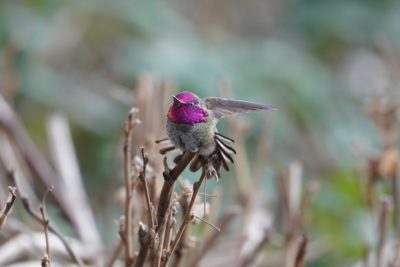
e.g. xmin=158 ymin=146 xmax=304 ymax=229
xmin=1 ymin=0 xmax=400 ymax=266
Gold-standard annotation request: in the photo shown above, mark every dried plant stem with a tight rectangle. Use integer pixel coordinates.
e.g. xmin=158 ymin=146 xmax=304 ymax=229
xmin=172 ymin=224 xmax=188 ymax=267
xmin=0 ymin=96 xmax=79 ymax=232
xmin=139 ymin=147 xmax=156 ymax=229
xmin=294 ymin=235 xmax=308 ymax=267
xmin=40 ymin=186 xmax=54 ymax=267
xmin=0 ymin=186 xmax=17 ymax=229
xmin=155 ymin=217 xmax=167 ymax=267
xmin=156 ymin=151 xmax=196 ymax=233
xmin=20 ymin=197 xmax=84 ymax=267
xmin=123 ymin=108 xmax=139 ymax=266
xmin=134 ymin=222 xmax=151 ymax=267
xmin=163 ymin=210 xmax=175 ymax=253
xmin=162 ymin=170 xmax=206 ymax=267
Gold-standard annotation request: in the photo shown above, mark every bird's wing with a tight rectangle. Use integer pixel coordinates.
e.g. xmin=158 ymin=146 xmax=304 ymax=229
xmin=204 ymin=97 xmax=277 ymax=119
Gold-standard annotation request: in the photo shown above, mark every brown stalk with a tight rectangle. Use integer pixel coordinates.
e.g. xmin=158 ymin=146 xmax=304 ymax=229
xmin=139 ymin=147 xmax=156 ymax=229
xmin=0 ymin=96 xmax=79 ymax=232
xmin=156 ymin=151 xmax=196 ymax=233
xmin=163 ymin=207 xmax=176 ymax=253
xmin=162 ymin=169 xmax=206 ymax=267
xmin=294 ymin=235 xmax=308 ymax=267
xmin=0 ymin=186 xmax=17 ymax=230
xmin=123 ymin=108 xmax=139 ymax=266
xmin=134 ymin=222 xmax=151 ymax=267
xmin=173 ymin=189 xmax=190 ymax=267
xmin=155 ymin=215 xmax=168 ymax=267
xmin=20 ymin=197 xmax=84 ymax=267
xmin=40 ymin=186 xmax=54 ymax=267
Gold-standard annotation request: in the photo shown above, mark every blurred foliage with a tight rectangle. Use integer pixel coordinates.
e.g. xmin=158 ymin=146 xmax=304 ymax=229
xmin=1 ymin=0 xmax=400 ymax=265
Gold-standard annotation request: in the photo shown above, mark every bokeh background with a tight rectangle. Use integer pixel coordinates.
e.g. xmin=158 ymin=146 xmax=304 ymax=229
xmin=1 ymin=0 xmax=400 ymax=266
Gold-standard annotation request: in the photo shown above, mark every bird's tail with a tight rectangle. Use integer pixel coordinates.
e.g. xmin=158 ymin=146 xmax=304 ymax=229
xmin=189 ymin=132 xmax=236 ymax=179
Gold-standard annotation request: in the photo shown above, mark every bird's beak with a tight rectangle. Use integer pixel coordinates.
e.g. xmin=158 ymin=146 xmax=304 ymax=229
xmin=172 ymin=96 xmax=184 ymax=104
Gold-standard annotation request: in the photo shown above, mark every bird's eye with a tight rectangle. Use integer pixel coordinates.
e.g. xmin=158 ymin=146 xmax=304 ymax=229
xmin=189 ymin=102 xmax=195 ymax=106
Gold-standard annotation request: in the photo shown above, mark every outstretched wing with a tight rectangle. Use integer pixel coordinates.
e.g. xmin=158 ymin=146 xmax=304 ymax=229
xmin=204 ymin=97 xmax=277 ymax=119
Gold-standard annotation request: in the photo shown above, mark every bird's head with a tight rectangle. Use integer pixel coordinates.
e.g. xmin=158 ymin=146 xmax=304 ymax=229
xmin=168 ymin=91 xmax=209 ymax=125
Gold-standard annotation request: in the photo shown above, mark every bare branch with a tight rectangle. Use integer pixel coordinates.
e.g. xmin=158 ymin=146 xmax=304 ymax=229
xmin=156 ymin=151 xmax=196 ymax=234
xmin=123 ymin=108 xmax=140 ymax=266
xmin=0 ymin=95 xmax=90 ymax=241
xmin=163 ymin=170 xmax=206 ymax=267
xmin=40 ymin=186 xmax=54 ymax=267
xmin=134 ymin=222 xmax=151 ymax=267
xmin=294 ymin=235 xmax=308 ymax=267
xmin=0 ymin=186 xmax=17 ymax=230
xmin=139 ymin=147 xmax=156 ymax=229
xmin=20 ymin=197 xmax=84 ymax=267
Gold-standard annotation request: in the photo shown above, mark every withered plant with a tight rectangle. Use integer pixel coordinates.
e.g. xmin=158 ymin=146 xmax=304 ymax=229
xmin=0 ymin=76 xmax=320 ymax=267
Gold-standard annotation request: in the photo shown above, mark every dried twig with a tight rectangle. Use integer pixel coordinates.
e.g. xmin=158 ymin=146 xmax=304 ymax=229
xmin=163 ymin=207 xmax=176 ymax=254
xmin=156 ymin=151 xmax=196 ymax=233
xmin=0 ymin=186 xmax=17 ymax=230
xmin=294 ymin=235 xmax=308 ymax=267
xmin=134 ymin=222 xmax=151 ymax=267
xmin=123 ymin=108 xmax=140 ymax=266
xmin=139 ymin=147 xmax=156 ymax=229
xmin=155 ymin=215 xmax=167 ymax=267
xmin=0 ymin=96 xmax=80 ymax=233
xmin=40 ymin=186 xmax=54 ymax=267
xmin=20 ymin=197 xmax=84 ymax=267
xmin=162 ymin=169 xmax=206 ymax=267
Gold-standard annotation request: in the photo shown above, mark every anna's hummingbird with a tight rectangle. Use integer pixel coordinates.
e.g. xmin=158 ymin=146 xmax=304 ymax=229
xmin=161 ymin=91 xmax=276 ymax=176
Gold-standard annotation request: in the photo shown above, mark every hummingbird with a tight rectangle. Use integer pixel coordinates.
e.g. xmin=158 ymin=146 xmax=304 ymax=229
xmin=158 ymin=91 xmax=276 ymax=177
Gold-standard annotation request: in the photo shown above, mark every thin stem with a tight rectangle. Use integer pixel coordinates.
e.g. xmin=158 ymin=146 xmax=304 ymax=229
xmin=162 ymin=170 xmax=206 ymax=267
xmin=0 ymin=185 xmax=17 ymax=229
xmin=123 ymin=108 xmax=139 ymax=266
xmin=40 ymin=186 xmax=54 ymax=267
xmin=20 ymin=197 xmax=84 ymax=267
xmin=139 ymin=147 xmax=156 ymax=229
xmin=134 ymin=222 xmax=151 ymax=267
xmin=156 ymin=151 xmax=196 ymax=234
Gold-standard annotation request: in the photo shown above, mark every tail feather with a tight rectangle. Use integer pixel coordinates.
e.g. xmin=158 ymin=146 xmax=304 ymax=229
xmin=216 ymin=149 xmax=230 ymax=172
xmin=156 ymin=134 xmax=236 ymax=179
xmin=215 ymin=138 xmax=237 ymax=154
xmin=215 ymin=132 xmax=235 ymax=143
xmin=216 ymin=142 xmax=234 ymax=164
